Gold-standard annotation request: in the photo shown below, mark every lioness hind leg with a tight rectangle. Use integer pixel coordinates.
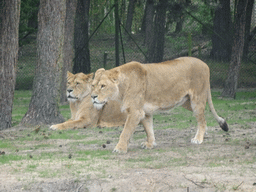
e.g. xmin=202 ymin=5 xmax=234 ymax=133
xmin=191 ymin=99 xmax=207 ymax=144
xmin=140 ymin=114 xmax=157 ymax=149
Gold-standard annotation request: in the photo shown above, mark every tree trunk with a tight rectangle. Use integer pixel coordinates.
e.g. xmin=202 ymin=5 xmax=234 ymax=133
xmin=210 ymin=0 xmax=232 ymax=61
xmin=73 ymin=0 xmax=90 ymax=74
xmin=21 ymin=0 xmax=66 ymax=125
xmin=60 ymin=0 xmax=77 ymax=104
xmin=242 ymin=0 xmax=254 ymax=61
xmin=153 ymin=0 xmax=167 ymax=62
xmin=0 ymin=0 xmax=21 ymax=130
xmin=125 ymin=0 xmax=136 ymax=35
xmin=146 ymin=0 xmax=167 ymax=63
xmin=222 ymin=0 xmax=248 ymax=98
xmin=144 ymin=0 xmax=155 ymax=62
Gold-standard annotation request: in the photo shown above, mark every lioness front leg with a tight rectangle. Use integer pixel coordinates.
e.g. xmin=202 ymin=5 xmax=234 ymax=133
xmin=113 ymin=110 xmax=144 ymax=153
xmin=140 ymin=114 xmax=156 ymax=149
xmin=50 ymin=119 xmax=88 ymax=130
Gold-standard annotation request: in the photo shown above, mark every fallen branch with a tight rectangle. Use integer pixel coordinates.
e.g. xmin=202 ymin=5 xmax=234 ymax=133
xmin=169 ymin=41 xmax=209 ymax=60
xmin=183 ymin=175 xmax=205 ymax=188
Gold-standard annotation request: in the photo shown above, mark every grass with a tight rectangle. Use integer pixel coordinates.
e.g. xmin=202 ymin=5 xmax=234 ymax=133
xmin=0 ymin=89 xmax=255 ymax=186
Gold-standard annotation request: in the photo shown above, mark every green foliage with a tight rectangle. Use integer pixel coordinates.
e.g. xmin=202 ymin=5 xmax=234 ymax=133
xmin=19 ymin=0 xmax=39 ymax=46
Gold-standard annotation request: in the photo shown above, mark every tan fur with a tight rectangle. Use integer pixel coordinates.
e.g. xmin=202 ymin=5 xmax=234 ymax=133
xmin=91 ymin=57 xmax=228 ymax=153
xmin=50 ymin=72 xmax=126 ymax=130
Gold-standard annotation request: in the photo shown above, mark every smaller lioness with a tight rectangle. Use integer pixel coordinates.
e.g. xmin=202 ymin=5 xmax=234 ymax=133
xmin=91 ymin=57 xmax=228 ymax=153
xmin=50 ymin=72 xmax=126 ymax=130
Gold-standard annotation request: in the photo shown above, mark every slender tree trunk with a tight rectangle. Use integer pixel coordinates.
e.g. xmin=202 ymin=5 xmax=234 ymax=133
xmin=210 ymin=0 xmax=232 ymax=61
xmin=146 ymin=0 xmax=167 ymax=63
xmin=222 ymin=0 xmax=248 ymax=98
xmin=144 ymin=0 xmax=155 ymax=62
xmin=0 ymin=0 xmax=21 ymax=130
xmin=153 ymin=0 xmax=167 ymax=62
xmin=21 ymin=0 xmax=66 ymax=125
xmin=125 ymin=0 xmax=136 ymax=35
xmin=73 ymin=0 xmax=90 ymax=74
xmin=60 ymin=0 xmax=77 ymax=104
xmin=242 ymin=0 xmax=254 ymax=61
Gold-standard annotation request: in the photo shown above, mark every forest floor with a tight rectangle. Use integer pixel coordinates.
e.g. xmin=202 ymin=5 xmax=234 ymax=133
xmin=0 ymin=120 xmax=256 ymax=192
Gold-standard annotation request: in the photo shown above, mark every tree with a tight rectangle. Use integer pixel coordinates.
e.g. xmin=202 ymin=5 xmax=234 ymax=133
xmin=0 ymin=0 xmax=21 ymax=130
xmin=222 ymin=0 xmax=249 ymax=98
xmin=73 ymin=0 xmax=90 ymax=74
xmin=210 ymin=0 xmax=232 ymax=61
xmin=242 ymin=0 xmax=255 ymax=61
xmin=144 ymin=0 xmax=155 ymax=62
xmin=125 ymin=0 xmax=136 ymax=35
xmin=21 ymin=0 xmax=66 ymax=125
xmin=60 ymin=0 xmax=78 ymax=103
xmin=146 ymin=0 xmax=168 ymax=63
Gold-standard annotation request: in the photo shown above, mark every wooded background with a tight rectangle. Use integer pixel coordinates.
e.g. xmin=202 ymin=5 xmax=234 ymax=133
xmin=1 ymin=0 xmax=256 ymax=129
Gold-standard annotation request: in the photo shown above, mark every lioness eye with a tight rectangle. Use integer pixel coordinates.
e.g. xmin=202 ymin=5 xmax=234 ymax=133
xmin=101 ymin=84 xmax=105 ymax=89
xmin=76 ymin=82 xmax=80 ymax=85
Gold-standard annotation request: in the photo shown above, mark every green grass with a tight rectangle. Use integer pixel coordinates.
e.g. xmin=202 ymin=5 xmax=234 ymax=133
xmin=12 ymin=90 xmax=256 ymax=129
xmin=2 ymin=89 xmax=255 ymax=178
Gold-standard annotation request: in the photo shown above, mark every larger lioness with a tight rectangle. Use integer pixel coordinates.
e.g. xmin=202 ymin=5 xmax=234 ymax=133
xmin=50 ymin=71 xmax=126 ymax=130
xmin=91 ymin=57 xmax=228 ymax=153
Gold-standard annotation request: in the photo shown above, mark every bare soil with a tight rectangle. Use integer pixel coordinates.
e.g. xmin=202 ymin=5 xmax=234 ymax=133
xmin=0 ymin=121 xmax=256 ymax=192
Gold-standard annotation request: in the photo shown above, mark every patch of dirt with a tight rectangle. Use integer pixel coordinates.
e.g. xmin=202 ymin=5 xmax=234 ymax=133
xmin=1 ymin=122 xmax=256 ymax=192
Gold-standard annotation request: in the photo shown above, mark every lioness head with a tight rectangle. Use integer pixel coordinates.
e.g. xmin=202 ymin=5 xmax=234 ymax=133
xmin=91 ymin=68 xmax=120 ymax=110
xmin=67 ymin=71 xmax=93 ymax=102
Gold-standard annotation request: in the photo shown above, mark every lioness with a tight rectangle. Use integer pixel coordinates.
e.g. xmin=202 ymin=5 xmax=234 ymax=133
xmin=50 ymin=71 xmax=126 ymax=130
xmin=91 ymin=57 xmax=228 ymax=153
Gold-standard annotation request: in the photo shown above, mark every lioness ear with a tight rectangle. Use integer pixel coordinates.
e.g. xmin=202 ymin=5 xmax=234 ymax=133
xmin=87 ymin=73 xmax=94 ymax=82
xmin=67 ymin=71 xmax=73 ymax=79
xmin=94 ymin=68 xmax=105 ymax=80
xmin=109 ymin=70 xmax=120 ymax=83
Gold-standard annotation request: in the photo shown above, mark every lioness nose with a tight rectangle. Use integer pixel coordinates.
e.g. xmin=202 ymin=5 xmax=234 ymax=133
xmin=67 ymin=89 xmax=73 ymax=93
xmin=91 ymin=95 xmax=97 ymax=99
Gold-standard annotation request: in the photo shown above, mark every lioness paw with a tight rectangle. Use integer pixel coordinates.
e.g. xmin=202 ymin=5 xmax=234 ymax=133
xmin=49 ymin=125 xmax=59 ymax=130
xmin=141 ymin=141 xmax=157 ymax=149
xmin=191 ymin=137 xmax=203 ymax=144
xmin=112 ymin=145 xmax=127 ymax=154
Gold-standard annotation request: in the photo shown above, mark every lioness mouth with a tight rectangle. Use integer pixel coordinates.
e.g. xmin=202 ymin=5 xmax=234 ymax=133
xmin=67 ymin=95 xmax=78 ymax=99
xmin=93 ymin=101 xmax=106 ymax=105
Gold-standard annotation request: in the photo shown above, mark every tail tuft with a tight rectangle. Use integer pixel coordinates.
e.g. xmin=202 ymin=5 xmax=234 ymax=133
xmin=219 ymin=121 xmax=228 ymax=132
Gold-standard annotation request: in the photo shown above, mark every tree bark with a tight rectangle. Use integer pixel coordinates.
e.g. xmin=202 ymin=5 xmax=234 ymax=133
xmin=0 ymin=0 xmax=21 ymax=130
xmin=60 ymin=0 xmax=77 ymax=104
xmin=73 ymin=0 xmax=90 ymax=74
xmin=242 ymin=0 xmax=254 ymax=61
xmin=146 ymin=0 xmax=167 ymax=63
xmin=222 ymin=0 xmax=248 ymax=98
xmin=125 ymin=0 xmax=136 ymax=35
xmin=153 ymin=0 xmax=167 ymax=62
xmin=210 ymin=0 xmax=232 ymax=61
xmin=21 ymin=0 xmax=66 ymax=125
xmin=144 ymin=0 xmax=155 ymax=62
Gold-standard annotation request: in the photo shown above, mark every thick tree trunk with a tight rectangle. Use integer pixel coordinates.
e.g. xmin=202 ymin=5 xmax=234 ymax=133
xmin=210 ymin=0 xmax=232 ymax=61
xmin=222 ymin=0 xmax=248 ymax=98
xmin=125 ymin=0 xmax=136 ymax=35
xmin=73 ymin=0 xmax=90 ymax=74
xmin=21 ymin=0 xmax=66 ymax=125
xmin=242 ymin=0 xmax=254 ymax=61
xmin=60 ymin=0 xmax=77 ymax=104
xmin=0 ymin=0 xmax=20 ymax=130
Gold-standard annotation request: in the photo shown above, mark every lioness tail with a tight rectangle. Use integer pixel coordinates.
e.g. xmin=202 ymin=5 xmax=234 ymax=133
xmin=207 ymin=88 xmax=228 ymax=132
